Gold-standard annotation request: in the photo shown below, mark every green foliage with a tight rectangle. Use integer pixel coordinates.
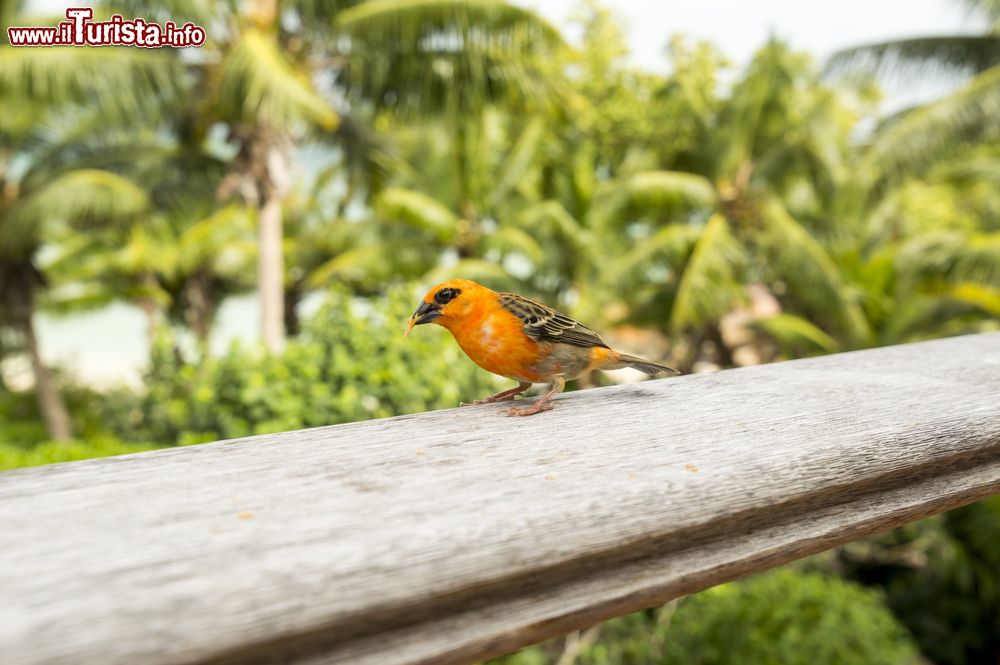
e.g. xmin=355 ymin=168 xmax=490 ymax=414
xmin=655 ymin=570 xmax=916 ymax=665
xmin=218 ymin=28 xmax=339 ymax=129
xmin=336 ymin=0 xmax=564 ymax=115
xmin=4 ymin=169 xmax=149 ymax=257
xmin=829 ymin=4 xmax=1000 ymax=184
xmin=751 ymin=313 xmax=840 ymax=355
xmin=107 ymin=287 xmax=499 ymax=445
xmin=0 ymin=382 xmax=133 ymax=449
xmin=489 ymin=569 xmax=918 ymax=665
xmin=0 ymin=438 xmax=158 ymax=471
xmin=837 ymin=497 xmax=1000 ymax=665
xmin=0 ymin=388 xmax=47 ymax=447
xmin=669 ymin=213 xmax=745 ymax=332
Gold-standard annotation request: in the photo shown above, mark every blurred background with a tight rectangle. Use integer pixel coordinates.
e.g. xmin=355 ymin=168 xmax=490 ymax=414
xmin=2 ymin=0 xmax=999 ymax=662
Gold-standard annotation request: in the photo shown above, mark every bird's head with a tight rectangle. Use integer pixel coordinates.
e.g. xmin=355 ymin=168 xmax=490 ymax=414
xmin=405 ymin=279 xmax=490 ymax=335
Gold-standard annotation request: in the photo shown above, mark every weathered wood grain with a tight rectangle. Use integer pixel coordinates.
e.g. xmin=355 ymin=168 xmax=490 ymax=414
xmin=1 ymin=333 xmax=999 ymax=665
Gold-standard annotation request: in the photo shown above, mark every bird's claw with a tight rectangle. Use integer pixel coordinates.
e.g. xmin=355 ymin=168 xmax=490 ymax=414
xmin=501 ymin=402 xmax=554 ymax=417
xmin=461 ymin=395 xmax=518 ymax=407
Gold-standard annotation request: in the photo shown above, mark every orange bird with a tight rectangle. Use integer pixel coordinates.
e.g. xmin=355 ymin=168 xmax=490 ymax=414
xmin=405 ymin=279 xmax=679 ymax=416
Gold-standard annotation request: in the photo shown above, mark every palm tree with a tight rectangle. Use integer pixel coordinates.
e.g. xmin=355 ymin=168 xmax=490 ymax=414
xmin=117 ymin=0 xmax=562 ymax=353
xmin=53 ymin=204 xmax=256 ymax=353
xmin=39 ymin=101 xmax=253 ymax=354
xmin=848 ymin=146 xmax=1000 ymax=344
xmin=281 ymin=183 xmax=386 ymax=335
xmin=827 ymin=0 xmax=1000 ymax=180
xmin=367 ymin=109 xmax=549 ymax=288
xmin=568 ymin=39 xmax=872 ymax=368
xmin=0 ymin=155 xmax=149 ymax=442
xmin=370 ymin=27 xmax=870 ymax=371
xmin=828 ymin=0 xmax=1000 ymax=345
xmin=1 ymin=1 xmax=171 ymax=440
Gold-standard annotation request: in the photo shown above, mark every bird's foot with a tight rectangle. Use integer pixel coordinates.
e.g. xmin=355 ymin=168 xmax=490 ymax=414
xmin=501 ymin=401 xmax=555 ymax=417
xmin=460 ymin=394 xmax=517 ymax=407
xmin=461 ymin=383 xmax=531 ymax=407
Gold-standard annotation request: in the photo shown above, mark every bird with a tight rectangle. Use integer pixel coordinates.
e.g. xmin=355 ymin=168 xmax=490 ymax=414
xmin=405 ymin=279 xmax=679 ymax=416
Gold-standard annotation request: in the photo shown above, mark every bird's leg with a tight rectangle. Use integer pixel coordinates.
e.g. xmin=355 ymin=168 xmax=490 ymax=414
xmin=461 ymin=382 xmax=531 ymax=406
xmin=503 ymin=376 xmax=565 ymax=416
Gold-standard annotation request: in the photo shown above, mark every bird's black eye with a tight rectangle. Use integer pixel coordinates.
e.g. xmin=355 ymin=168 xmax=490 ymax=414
xmin=435 ymin=288 xmax=460 ymax=305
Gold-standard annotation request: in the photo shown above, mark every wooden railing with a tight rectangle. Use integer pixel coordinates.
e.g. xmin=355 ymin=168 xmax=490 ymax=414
xmin=2 ymin=332 xmax=999 ymax=665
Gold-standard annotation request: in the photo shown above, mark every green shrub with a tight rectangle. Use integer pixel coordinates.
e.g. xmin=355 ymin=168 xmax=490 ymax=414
xmin=0 ymin=389 xmax=47 ymax=447
xmin=655 ymin=569 xmax=917 ymax=665
xmin=838 ymin=498 xmax=1000 ymax=665
xmin=106 ymin=286 xmax=501 ymax=445
xmin=0 ymin=437 xmax=158 ymax=471
xmin=0 ymin=382 xmax=121 ymax=449
xmin=490 ymin=569 xmax=917 ymax=665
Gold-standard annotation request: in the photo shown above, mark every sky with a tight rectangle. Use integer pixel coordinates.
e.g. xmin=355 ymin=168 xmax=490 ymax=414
xmin=520 ymin=0 xmax=986 ymax=71
xmin=15 ymin=0 xmax=992 ymax=387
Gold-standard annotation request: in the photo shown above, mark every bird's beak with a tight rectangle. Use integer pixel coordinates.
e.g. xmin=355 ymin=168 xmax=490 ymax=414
xmin=404 ymin=301 xmax=442 ymax=336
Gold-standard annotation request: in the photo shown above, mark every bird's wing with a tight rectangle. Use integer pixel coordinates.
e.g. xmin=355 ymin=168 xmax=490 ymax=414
xmin=499 ymin=292 xmax=609 ymax=349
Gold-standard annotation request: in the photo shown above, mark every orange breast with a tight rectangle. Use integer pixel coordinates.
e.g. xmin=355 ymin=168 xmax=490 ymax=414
xmin=445 ymin=301 xmax=547 ymax=383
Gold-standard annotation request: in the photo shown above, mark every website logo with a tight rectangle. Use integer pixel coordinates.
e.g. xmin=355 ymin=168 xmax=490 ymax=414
xmin=7 ymin=7 xmax=206 ymax=48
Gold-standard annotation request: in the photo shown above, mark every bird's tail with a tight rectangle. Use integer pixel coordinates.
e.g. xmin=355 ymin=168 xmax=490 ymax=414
xmin=610 ymin=352 xmax=681 ymax=376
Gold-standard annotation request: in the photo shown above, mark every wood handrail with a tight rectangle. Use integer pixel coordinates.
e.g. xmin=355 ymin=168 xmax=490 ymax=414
xmin=2 ymin=333 xmax=999 ymax=665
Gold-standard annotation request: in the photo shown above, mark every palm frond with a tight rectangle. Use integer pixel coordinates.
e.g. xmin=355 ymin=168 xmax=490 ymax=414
xmin=376 ymin=186 xmax=459 ymax=240
xmin=957 ymin=233 xmax=1000 ymax=285
xmin=176 ymin=204 xmax=254 ymax=275
xmin=518 ymin=199 xmax=586 ymax=243
xmin=616 ymin=224 xmax=701 ymax=276
xmin=948 ymin=282 xmax=1000 ymax=315
xmin=4 ymin=170 xmax=149 ymax=256
xmin=898 ymin=231 xmax=1000 ymax=296
xmin=671 ymin=213 xmax=745 ymax=332
xmin=620 ymin=171 xmax=716 ymax=213
xmin=827 ymin=36 xmax=1000 ymax=82
xmin=335 ymin=0 xmax=563 ymax=113
xmin=863 ymin=63 xmax=1000 ymax=181
xmin=752 ymin=313 xmax=840 ymax=355
xmin=283 ymin=0 xmax=357 ymax=26
xmin=118 ymin=223 xmax=178 ymax=277
xmin=0 ymin=47 xmax=178 ymax=123
xmin=714 ymin=40 xmax=794 ymax=177
xmin=759 ymin=198 xmax=872 ymax=346
xmin=307 ymin=245 xmax=386 ymax=287
xmin=218 ymin=28 xmax=339 ymax=130
xmin=0 ymin=0 xmax=18 ymax=29
xmin=960 ymin=0 xmax=1000 ymax=21
xmin=516 ymin=201 xmax=588 ymax=248
xmin=483 ymin=225 xmax=543 ymax=264
xmin=487 ymin=116 xmax=544 ymax=206
xmin=421 ymin=257 xmax=513 ymax=287
xmin=104 ymin=0 xmax=219 ymax=26
xmin=934 ymin=148 xmax=1000 ymax=185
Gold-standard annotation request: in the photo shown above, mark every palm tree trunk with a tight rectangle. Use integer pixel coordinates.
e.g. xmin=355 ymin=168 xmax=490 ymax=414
xmin=283 ymin=281 xmax=302 ymax=338
xmin=241 ymin=129 xmax=291 ymax=355
xmin=23 ymin=313 xmax=72 ymax=441
xmin=453 ymin=116 xmax=478 ymax=258
xmin=220 ymin=127 xmax=290 ymax=354
xmin=138 ymin=271 xmax=160 ymax=352
xmin=183 ymin=267 xmax=215 ymax=354
xmin=258 ymin=191 xmax=284 ymax=353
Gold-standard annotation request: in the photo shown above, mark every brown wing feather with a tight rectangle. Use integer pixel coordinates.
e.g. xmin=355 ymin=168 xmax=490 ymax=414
xmin=499 ymin=293 xmax=609 ymax=348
